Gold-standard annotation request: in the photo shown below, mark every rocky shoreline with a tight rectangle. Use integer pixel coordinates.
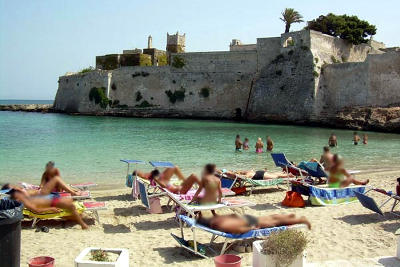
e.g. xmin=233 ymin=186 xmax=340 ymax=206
xmin=0 ymin=104 xmax=53 ymax=112
xmin=2 ymin=104 xmax=399 ymax=133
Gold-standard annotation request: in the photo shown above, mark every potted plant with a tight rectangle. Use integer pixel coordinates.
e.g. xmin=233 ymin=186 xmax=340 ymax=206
xmin=75 ymin=247 xmax=129 ymax=267
xmin=252 ymin=230 xmax=307 ymax=267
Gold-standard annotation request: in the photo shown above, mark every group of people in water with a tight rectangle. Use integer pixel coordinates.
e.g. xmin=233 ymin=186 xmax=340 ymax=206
xmin=2 ymin=161 xmax=88 ymax=229
xmin=328 ymin=132 xmax=368 ymax=147
xmin=235 ymin=134 xmax=274 ymax=153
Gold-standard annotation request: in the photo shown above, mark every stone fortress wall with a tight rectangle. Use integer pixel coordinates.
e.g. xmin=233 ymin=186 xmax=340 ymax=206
xmin=54 ymin=29 xmax=400 ymax=130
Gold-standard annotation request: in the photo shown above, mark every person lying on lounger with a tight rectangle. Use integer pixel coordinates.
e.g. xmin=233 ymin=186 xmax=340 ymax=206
xmin=40 ymin=161 xmax=82 ymax=196
xmin=328 ymin=154 xmax=369 ymax=188
xmin=197 ymin=213 xmax=311 ymax=234
xmin=3 ymin=186 xmax=88 ymax=229
xmin=135 ymin=166 xmax=200 ymax=194
xmin=191 ymin=164 xmax=222 ymax=204
xmin=217 ymin=169 xmax=294 ymax=180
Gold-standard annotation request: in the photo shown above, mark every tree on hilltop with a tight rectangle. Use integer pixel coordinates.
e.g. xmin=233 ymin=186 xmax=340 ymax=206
xmin=307 ymin=13 xmax=377 ymax=45
xmin=280 ymin=8 xmax=304 ymax=33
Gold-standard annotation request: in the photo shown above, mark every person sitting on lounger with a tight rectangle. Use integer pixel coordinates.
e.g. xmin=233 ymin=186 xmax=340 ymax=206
xmin=135 ymin=166 xmax=200 ymax=194
xmin=219 ymin=169 xmax=293 ymax=180
xmin=191 ymin=164 xmax=222 ymax=204
xmin=3 ymin=185 xmax=88 ymax=229
xmin=40 ymin=163 xmax=82 ymax=196
xmin=197 ymin=213 xmax=311 ymax=234
xmin=328 ymin=154 xmax=369 ymax=188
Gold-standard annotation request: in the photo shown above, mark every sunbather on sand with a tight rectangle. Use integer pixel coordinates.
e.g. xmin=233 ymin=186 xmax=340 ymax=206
xmin=191 ymin=164 xmax=222 ymax=204
xmin=40 ymin=163 xmax=81 ymax=196
xmin=135 ymin=166 xmax=200 ymax=194
xmin=328 ymin=154 xmax=369 ymax=188
xmin=197 ymin=213 xmax=311 ymax=234
xmin=3 ymin=186 xmax=88 ymax=229
xmin=218 ymin=169 xmax=293 ymax=180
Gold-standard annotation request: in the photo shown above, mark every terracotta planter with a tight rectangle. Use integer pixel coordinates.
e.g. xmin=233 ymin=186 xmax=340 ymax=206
xmin=252 ymin=240 xmax=305 ymax=267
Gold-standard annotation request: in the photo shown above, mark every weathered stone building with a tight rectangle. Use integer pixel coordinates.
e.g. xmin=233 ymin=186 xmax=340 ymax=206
xmin=54 ymin=30 xmax=400 ymax=132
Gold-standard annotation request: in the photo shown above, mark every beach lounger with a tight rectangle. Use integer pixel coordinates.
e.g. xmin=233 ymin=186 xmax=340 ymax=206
xmin=171 ymin=215 xmax=307 ymax=258
xmin=271 ymin=153 xmax=309 ymax=177
xmin=71 ymin=182 xmax=97 ymax=191
xmin=355 ymin=188 xmax=400 ymax=217
xmin=290 ymin=180 xmax=366 ymax=206
xmin=18 ymin=182 xmax=92 ymax=200
xmin=163 ymin=188 xmax=254 ymax=218
xmin=120 ymin=159 xmax=146 ymax=200
xmin=23 ymin=201 xmax=106 ymax=227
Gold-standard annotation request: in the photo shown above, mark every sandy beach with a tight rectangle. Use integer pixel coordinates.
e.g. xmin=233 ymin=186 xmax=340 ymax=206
xmin=20 ymin=170 xmax=400 ymax=267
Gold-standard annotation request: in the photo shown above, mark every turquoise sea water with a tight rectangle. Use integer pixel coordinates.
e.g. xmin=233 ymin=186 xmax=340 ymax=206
xmin=0 ymin=111 xmax=399 ymax=186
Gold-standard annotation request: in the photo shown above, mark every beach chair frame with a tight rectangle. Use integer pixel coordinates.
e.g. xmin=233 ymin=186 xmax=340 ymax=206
xmin=173 ymin=215 xmax=307 ymax=258
xmin=137 ymin=179 xmax=167 ymax=211
xmin=120 ymin=159 xmax=146 ymax=200
xmin=357 ymin=188 xmax=400 ymax=217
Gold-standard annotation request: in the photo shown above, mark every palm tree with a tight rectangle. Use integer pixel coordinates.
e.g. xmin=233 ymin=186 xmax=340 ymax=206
xmin=280 ymin=8 xmax=304 ymax=33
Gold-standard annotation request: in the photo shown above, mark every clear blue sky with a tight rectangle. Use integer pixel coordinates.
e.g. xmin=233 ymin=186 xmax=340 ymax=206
xmin=0 ymin=0 xmax=399 ymax=100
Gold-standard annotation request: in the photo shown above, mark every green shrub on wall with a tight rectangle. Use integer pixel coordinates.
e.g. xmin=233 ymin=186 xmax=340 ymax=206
xmin=199 ymin=87 xmax=210 ymax=98
xmin=135 ymin=100 xmax=154 ymax=108
xmin=157 ymin=54 xmax=168 ymax=66
xmin=89 ymin=87 xmax=109 ymax=108
xmin=172 ymin=56 xmax=185 ymax=68
xmin=165 ymin=89 xmax=185 ymax=103
xmin=79 ymin=66 xmax=95 ymax=74
xmin=136 ymin=91 xmax=143 ymax=102
xmin=313 ymin=70 xmax=319 ymax=77
xmin=139 ymin=54 xmax=152 ymax=66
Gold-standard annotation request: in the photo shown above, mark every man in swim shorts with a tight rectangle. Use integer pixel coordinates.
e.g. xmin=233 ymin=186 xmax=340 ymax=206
xmin=196 ymin=213 xmax=311 ymax=234
xmin=235 ymin=134 xmax=243 ymax=151
xmin=353 ymin=132 xmax=361 ymax=145
xmin=328 ymin=133 xmax=337 ymax=147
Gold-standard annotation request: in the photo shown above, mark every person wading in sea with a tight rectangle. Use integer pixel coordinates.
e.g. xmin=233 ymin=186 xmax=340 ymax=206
xmin=328 ymin=133 xmax=337 ymax=147
xmin=235 ymin=134 xmax=243 ymax=152
xmin=266 ymin=136 xmax=274 ymax=152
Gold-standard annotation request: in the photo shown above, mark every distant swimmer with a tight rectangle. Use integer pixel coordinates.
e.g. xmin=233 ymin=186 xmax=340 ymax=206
xmin=235 ymin=134 xmax=243 ymax=152
xmin=328 ymin=154 xmax=369 ymax=188
xmin=243 ymin=138 xmax=249 ymax=150
xmin=353 ymin=132 xmax=361 ymax=145
xmin=363 ymin=133 xmax=368 ymax=145
xmin=255 ymin=137 xmax=264 ymax=153
xmin=328 ymin=133 xmax=337 ymax=147
xmin=319 ymin=146 xmax=334 ymax=171
xmin=266 ymin=136 xmax=274 ymax=152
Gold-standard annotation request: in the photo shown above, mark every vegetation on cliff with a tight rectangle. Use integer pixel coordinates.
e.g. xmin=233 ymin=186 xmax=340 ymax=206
xmin=199 ymin=87 xmax=210 ymax=98
xmin=89 ymin=87 xmax=109 ymax=108
xmin=165 ymin=88 xmax=185 ymax=103
xmin=307 ymin=14 xmax=376 ymax=45
xmin=172 ymin=56 xmax=185 ymax=68
xmin=79 ymin=66 xmax=95 ymax=74
xmin=157 ymin=54 xmax=168 ymax=66
xmin=280 ymin=8 xmax=303 ymax=33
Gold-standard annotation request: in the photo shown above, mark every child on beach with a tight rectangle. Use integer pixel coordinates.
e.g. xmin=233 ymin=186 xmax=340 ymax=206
xmin=243 ymin=138 xmax=249 ymax=150
xmin=235 ymin=134 xmax=243 ymax=151
xmin=328 ymin=154 xmax=369 ymax=188
xmin=3 ymin=185 xmax=88 ymax=229
xmin=197 ymin=213 xmax=311 ymax=234
xmin=190 ymin=164 xmax=222 ymax=204
xmin=255 ymin=137 xmax=264 ymax=153
xmin=266 ymin=136 xmax=274 ymax=151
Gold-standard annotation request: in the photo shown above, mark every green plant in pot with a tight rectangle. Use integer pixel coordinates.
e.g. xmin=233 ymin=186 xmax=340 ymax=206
xmin=90 ymin=249 xmax=111 ymax=262
xmin=262 ymin=230 xmax=308 ymax=267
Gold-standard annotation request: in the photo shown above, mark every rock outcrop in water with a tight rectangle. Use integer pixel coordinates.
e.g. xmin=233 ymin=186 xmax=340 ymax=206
xmin=0 ymin=104 xmax=53 ymax=113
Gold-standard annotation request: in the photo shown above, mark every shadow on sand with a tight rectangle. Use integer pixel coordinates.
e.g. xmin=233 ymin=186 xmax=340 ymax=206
xmin=337 ymin=212 xmax=399 ymax=229
xmin=102 ymin=223 xmax=131 ymax=234
xmin=153 ymin=246 xmax=204 ymax=264
xmin=378 ymin=257 xmax=400 ymax=267
xmin=94 ymin=193 xmax=132 ymax=202
xmin=21 ymin=217 xmax=95 ymax=230
xmin=133 ymin=218 xmax=176 ymax=231
xmin=113 ymin=205 xmax=172 ymax=217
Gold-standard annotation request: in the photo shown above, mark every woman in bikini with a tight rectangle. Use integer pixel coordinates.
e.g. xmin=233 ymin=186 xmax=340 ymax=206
xmin=328 ymin=154 xmax=369 ymax=188
xmin=255 ymin=137 xmax=264 ymax=153
xmin=197 ymin=213 xmax=311 ymax=234
xmin=39 ymin=162 xmax=81 ymax=196
xmin=218 ymin=169 xmax=293 ymax=180
xmin=135 ymin=166 xmax=200 ymax=194
xmin=191 ymin=164 xmax=222 ymax=204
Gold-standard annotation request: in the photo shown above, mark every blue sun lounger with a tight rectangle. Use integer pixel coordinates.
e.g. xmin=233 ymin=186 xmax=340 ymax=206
xmin=271 ymin=153 xmax=308 ymax=177
xmin=172 ymin=215 xmax=307 ymax=258
xmin=355 ymin=188 xmax=400 ymax=217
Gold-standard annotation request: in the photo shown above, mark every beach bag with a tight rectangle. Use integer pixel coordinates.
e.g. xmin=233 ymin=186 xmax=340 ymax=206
xmin=148 ymin=197 xmax=162 ymax=214
xmin=282 ymin=191 xmax=305 ymax=208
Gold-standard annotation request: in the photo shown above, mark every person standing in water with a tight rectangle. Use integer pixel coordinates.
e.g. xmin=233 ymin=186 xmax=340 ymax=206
xmin=235 ymin=134 xmax=243 ymax=152
xmin=353 ymin=132 xmax=361 ymax=145
xmin=363 ymin=134 xmax=368 ymax=145
xmin=266 ymin=136 xmax=274 ymax=152
xmin=255 ymin=138 xmax=264 ymax=153
xmin=328 ymin=133 xmax=337 ymax=147
xmin=243 ymin=138 xmax=249 ymax=150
